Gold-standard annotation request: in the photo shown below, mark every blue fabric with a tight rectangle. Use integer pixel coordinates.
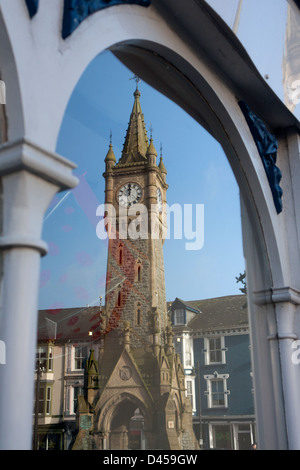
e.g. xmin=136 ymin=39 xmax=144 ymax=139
xmin=25 ymin=0 xmax=39 ymax=18
xmin=294 ymin=0 xmax=300 ymax=9
xmin=62 ymin=0 xmax=151 ymax=39
xmin=239 ymin=101 xmax=283 ymax=214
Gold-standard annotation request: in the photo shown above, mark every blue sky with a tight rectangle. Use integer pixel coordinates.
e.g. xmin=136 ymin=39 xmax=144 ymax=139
xmin=38 ymin=51 xmax=245 ymax=310
xmin=207 ymin=0 xmax=300 ymax=121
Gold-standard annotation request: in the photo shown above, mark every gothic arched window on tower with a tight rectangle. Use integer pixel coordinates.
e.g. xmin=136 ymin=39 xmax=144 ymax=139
xmin=117 ymin=290 xmax=122 ymax=307
xmin=136 ymin=260 xmax=142 ymax=282
xmin=135 ymin=302 xmax=142 ymax=326
xmin=118 ymin=243 xmax=124 ymax=266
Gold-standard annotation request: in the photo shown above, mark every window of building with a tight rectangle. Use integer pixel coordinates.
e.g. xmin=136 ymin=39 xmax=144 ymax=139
xmin=209 ymin=338 xmax=222 ymax=363
xmin=211 ymin=379 xmax=225 ymax=406
xmin=210 ymin=424 xmax=232 ymax=450
xmin=185 ymin=352 xmax=192 ymax=366
xmin=185 ymin=377 xmax=196 ymax=412
xmin=46 ymin=386 xmax=51 ymax=415
xmin=35 ymin=385 xmax=52 ymax=416
xmin=36 ymin=345 xmax=53 ymax=371
xmin=234 ymin=423 xmax=254 ymax=450
xmin=65 ymin=382 xmax=84 ymax=415
xmin=209 ymin=422 xmax=255 ymax=450
xmin=48 ymin=346 xmax=53 ymax=371
xmin=36 ymin=346 xmax=48 ymax=370
xmin=204 ymin=373 xmax=230 ymax=408
xmin=174 ymin=338 xmax=182 ymax=362
xmin=174 ymin=309 xmax=185 ymax=325
xmin=74 ymin=346 xmax=87 ymax=370
xmin=37 ymin=432 xmax=62 ymax=450
xmin=204 ymin=336 xmax=226 ymax=364
xmin=37 ymin=386 xmax=44 ymax=415
xmin=186 ymin=380 xmax=193 ymax=404
xmin=73 ymin=386 xmax=84 ymax=413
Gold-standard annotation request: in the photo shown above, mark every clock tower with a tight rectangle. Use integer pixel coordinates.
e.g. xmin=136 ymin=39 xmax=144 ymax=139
xmin=102 ymin=82 xmax=169 ymax=352
xmin=73 ymin=82 xmax=198 ymax=451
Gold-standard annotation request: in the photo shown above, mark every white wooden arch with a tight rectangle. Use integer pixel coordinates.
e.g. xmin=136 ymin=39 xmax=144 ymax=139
xmin=0 ymin=0 xmax=300 ymax=450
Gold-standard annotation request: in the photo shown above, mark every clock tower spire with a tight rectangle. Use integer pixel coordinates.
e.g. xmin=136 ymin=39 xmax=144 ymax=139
xmin=118 ymin=83 xmax=149 ymax=164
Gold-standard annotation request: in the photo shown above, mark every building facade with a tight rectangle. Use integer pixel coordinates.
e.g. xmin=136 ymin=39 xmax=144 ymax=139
xmin=33 ymin=306 xmax=100 ymax=450
xmin=170 ymin=295 xmax=256 ymax=450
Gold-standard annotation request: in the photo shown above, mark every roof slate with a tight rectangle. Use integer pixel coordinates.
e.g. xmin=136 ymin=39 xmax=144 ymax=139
xmin=186 ymin=295 xmax=248 ymax=331
xmin=38 ymin=306 xmax=101 ymax=342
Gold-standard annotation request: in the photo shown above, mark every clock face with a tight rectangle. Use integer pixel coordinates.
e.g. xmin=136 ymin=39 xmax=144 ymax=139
xmin=157 ymin=187 xmax=162 ymax=212
xmin=118 ymin=183 xmax=142 ymax=207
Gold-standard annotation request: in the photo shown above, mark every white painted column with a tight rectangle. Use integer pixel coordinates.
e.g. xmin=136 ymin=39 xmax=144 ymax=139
xmin=0 ymin=138 xmax=77 ymax=450
xmin=240 ymin=197 xmax=288 ymax=450
xmin=241 ymin=126 xmax=300 ymax=450
xmin=271 ymin=292 xmax=300 ymax=449
xmin=274 ymin=128 xmax=300 ymax=450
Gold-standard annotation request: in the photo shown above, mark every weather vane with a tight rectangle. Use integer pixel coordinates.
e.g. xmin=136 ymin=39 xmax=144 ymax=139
xmin=130 ymin=74 xmax=141 ymax=90
xmin=149 ymin=124 xmax=153 ymax=139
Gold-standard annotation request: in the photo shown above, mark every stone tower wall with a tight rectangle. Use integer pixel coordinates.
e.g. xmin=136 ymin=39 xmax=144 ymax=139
xmin=103 ymin=225 xmax=169 ymax=350
xmin=104 ymin=234 xmax=153 ymax=349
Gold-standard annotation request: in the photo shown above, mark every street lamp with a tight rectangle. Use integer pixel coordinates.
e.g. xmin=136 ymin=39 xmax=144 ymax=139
xmin=33 ymin=360 xmax=45 ymax=450
xmin=195 ymin=361 xmax=203 ymax=448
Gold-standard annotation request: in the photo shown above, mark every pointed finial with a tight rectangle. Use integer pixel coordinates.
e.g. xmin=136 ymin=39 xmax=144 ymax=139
xmin=159 ymin=146 xmax=167 ymax=174
xmin=105 ymin=132 xmax=116 ymax=165
xmin=149 ymin=124 xmax=153 ymax=140
xmin=147 ymin=126 xmax=157 ymax=164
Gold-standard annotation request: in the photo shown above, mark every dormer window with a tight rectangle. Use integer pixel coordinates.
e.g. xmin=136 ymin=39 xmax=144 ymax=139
xmin=174 ymin=308 xmax=185 ymax=325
